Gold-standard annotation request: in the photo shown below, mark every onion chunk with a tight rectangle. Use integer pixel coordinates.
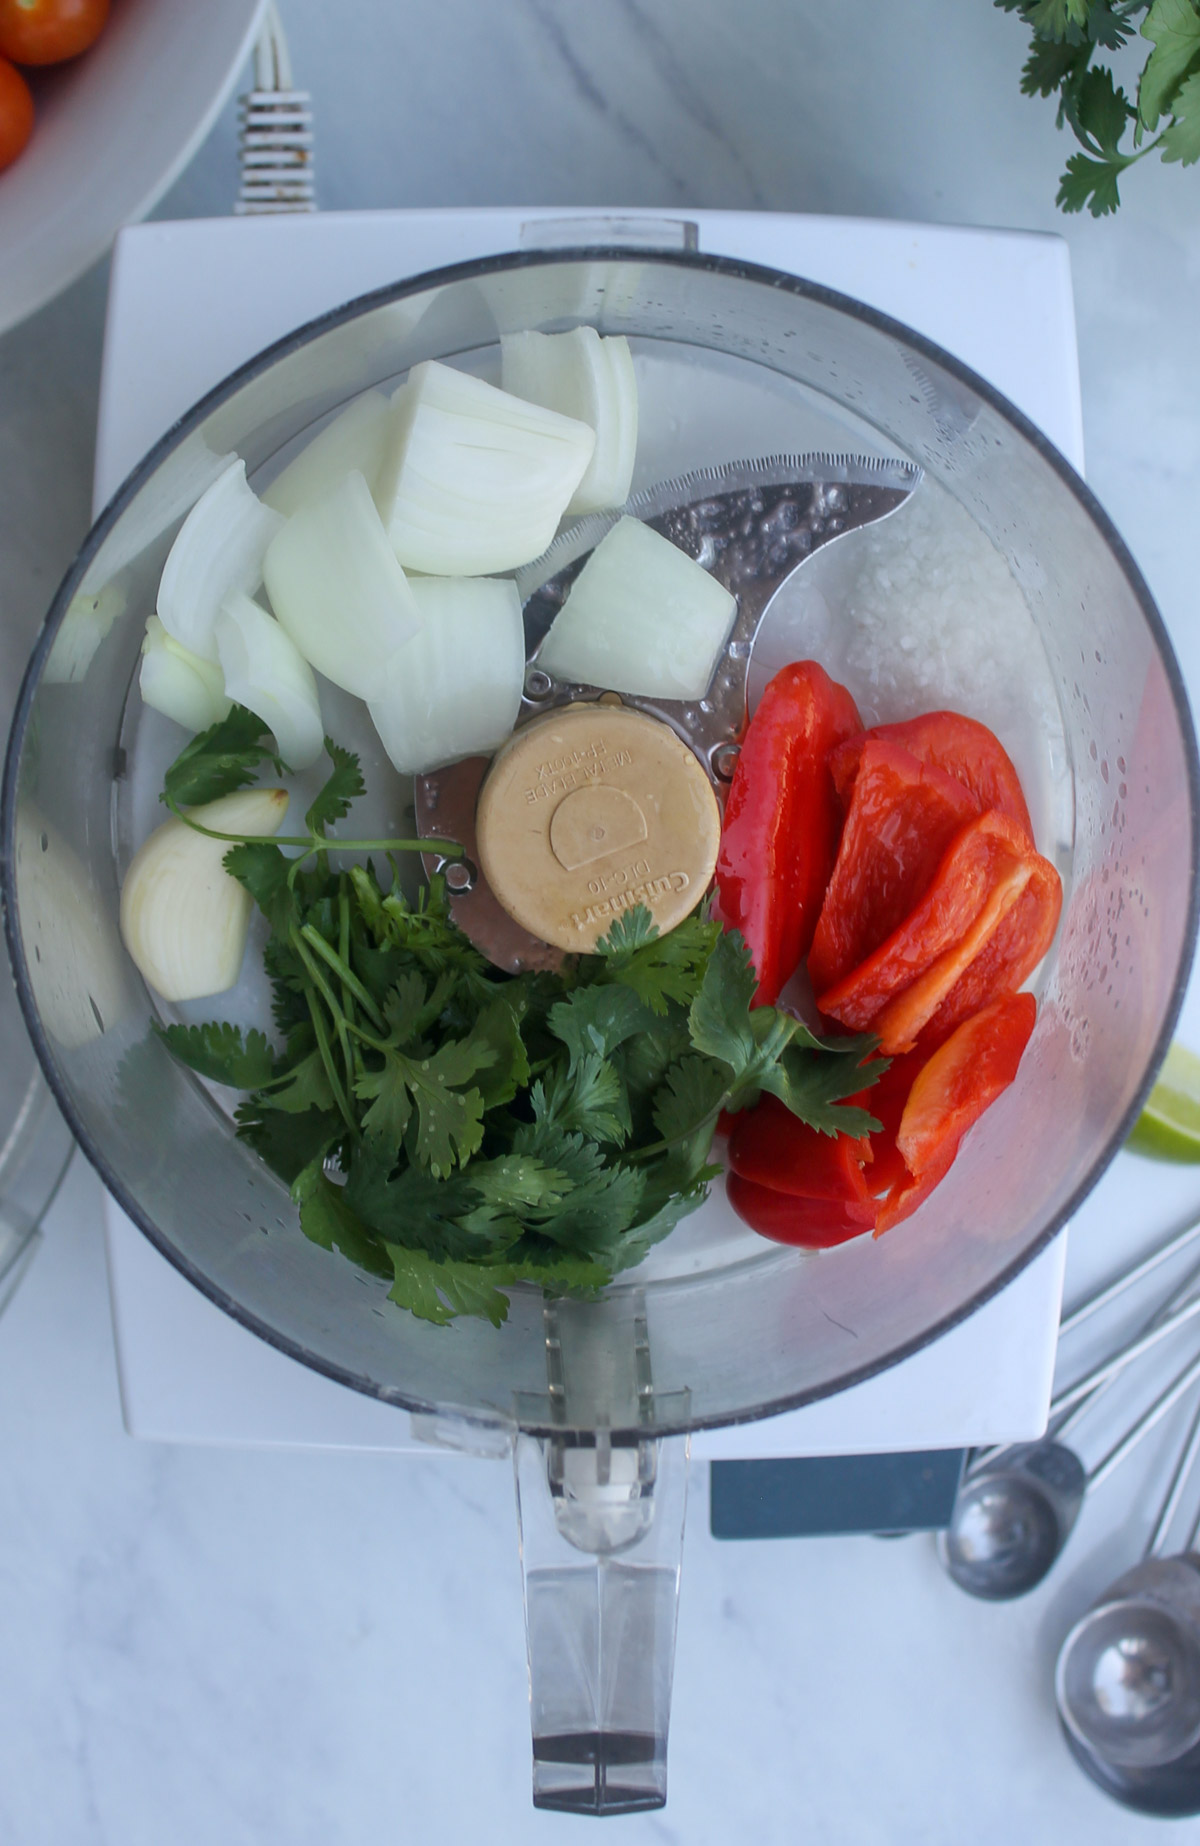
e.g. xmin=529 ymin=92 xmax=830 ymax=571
xmin=157 ymin=458 xmax=284 ymax=662
xmin=215 ymin=592 xmax=325 ymax=771
xmin=374 ymin=360 xmax=595 ymax=576
xmin=262 ymin=470 xmax=422 ymax=699
xmin=501 ymin=328 xmax=637 ymax=515
xmin=536 ymin=516 xmax=737 ymax=700
xmin=140 ymin=616 xmax=232 ymax=733
xmin=369 ymin=576 xmax=525 ymax=774
xmin=263 ymin=389 xmax=393 ymax=518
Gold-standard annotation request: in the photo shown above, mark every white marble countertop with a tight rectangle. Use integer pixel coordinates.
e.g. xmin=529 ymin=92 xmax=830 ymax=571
xmin=4 ymin=3 xmax=1200 ymax=1839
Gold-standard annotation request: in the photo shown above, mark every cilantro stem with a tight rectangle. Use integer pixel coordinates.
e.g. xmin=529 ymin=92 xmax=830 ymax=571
xmin=298 ymin=922 xmax=387 ymax=1033
xmin=291 ymin=931 xmax=359 ymax=1119
xmin=164 ymin=794 xmax=459 ymax=861
xmin=298 ymin=969 xmax=357 ymax=1133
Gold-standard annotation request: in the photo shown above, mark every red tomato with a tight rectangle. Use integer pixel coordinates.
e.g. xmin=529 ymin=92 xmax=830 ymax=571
xmin=0 ymin=0 xmax=107 ymax=65
xmin=875 ymin=991 xmax=1036 ymax=1232
xmin=713 ymin=660 xmax=862 ymax=1006
xmin=807 ymin=739 xmax=979 ymax=996
xmin=725 ymin=1172 xmax=875 ymax=1249
xmin=817 ymin=809 xmax=1061 ymax=1052
xmin=830 ymin=711 xmax=1034 ymax=840
xmin=0 ymin=54 xmax=33 ymax=171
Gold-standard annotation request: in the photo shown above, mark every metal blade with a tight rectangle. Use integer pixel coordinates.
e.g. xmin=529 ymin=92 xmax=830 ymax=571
xmin=416 ymin=451 xmax=922 ymax=970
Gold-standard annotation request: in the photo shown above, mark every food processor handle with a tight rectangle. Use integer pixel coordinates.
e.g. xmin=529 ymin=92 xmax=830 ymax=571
xmin=513 ymin=1426 xmax=690 ymax=1815
xmin=511 ymin=1291 xmax=692 ymax=1814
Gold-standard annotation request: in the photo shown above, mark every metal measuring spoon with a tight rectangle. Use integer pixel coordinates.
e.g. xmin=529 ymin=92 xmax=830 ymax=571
xmin=938 ymin=1346 xmax=1200 ymax=1600
xmin=1056 ymin=1398 xmax=1200 ymax=1815
xmin=962 ymin=1216 xmax=1200 ymax=1493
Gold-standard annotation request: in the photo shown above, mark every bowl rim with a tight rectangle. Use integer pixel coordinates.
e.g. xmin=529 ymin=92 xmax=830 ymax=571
xmin=0 ymin=0 xmax=267 ymax=340
xmin=5 ymin=242 xmax=1198 ymax=1436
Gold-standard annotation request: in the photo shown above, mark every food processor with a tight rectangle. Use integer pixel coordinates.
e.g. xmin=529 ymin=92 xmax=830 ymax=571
xmin=3 ymin=221 xmax=1196 ymax=1815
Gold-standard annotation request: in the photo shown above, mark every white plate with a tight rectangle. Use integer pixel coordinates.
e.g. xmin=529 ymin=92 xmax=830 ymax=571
xmin=0 ymin=0 xmax=265 ymax=338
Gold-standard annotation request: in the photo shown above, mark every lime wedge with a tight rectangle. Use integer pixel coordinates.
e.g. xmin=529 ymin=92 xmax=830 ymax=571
xmin=1127 ymin=1041 xmax=1200 ymax=1161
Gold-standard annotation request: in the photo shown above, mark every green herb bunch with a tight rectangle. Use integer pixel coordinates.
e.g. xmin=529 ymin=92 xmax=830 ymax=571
xmin=156 ymin=707 xmax=882 ymax=1329
xmin=997 ymin=0 xmax=1200 ymax=213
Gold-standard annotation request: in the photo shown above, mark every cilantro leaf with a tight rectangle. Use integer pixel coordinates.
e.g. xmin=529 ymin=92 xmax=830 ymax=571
xmin=592 ymin=904 xmax=721 ymax=1016
xmin=382 ymin=1243 xmax=612 ymax=1327
xmin=1071 ymin=63 xmax=1134 ymax=150
xmin=1086 ymin=1 xmax=1138 ymax=50
xmin=1022 ymin=33 xmax=1087 ymax=93
xmin=343 ymin=1154 xmax=498 ymax=1259
xmin=260 ymin=1049 xmax=336 ymax=1115
xmin=305 ymin=739 xmax=365 ymax=837
xmin=756 ymin=1039 xmax=884 ymax=1139
xmin=224 ymin=841 xmax=297 ymax=938
xmin=1162 ymin=67 xmax=1200 ymax=156
xmin=294 ymin=1164 xmax=392 ymax=1278
xmin=1140 ymin=0 xmax=1200 ymax=129
xmin=1026 ymin=0 xmax=1092 ymax=40
xmin=156 ymin=1020 xmax=277 ymax=1089
xmin=509 ymin=1124 xmax=646 ymax=1256
xmin=385 ymin=1246 xmax=516 ymax=1327
xmin=594 ymin=907 xmax=659 ymax=954
xmin=468 ymin=993 xmax=531 ymax=1109
xmin=1056 ymin=147 xmax=1129 ymax=210
xmin=236 ymin=1102 xmax=343 ymax=1186
xmin=686 ymin=928 xmax=759 ymax=1072
xmin=535 ymin=1054 xmax=631 ymax=1145
xmin=651 ymin=1053 xmax=730 ymax=1147
xmin=162 ymin=704 xmax=282 ymax=808
xmin=547 ymin=984 xmax=656 ymax=1070
xmin=355 ymin=1038 xmax=494 ymax=1174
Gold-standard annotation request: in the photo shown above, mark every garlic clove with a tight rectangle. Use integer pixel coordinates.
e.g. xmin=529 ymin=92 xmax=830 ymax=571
xmin=119 ymin=787 xmax=289 ymax=1002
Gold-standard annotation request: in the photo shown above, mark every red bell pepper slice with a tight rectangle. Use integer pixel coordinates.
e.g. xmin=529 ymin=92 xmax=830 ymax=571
xmin=817 ymin=810 xmax=1061 ymax=1053
xmin=875 ymin=991 xmax=1036 ymax=1232
xmin=727 ymin=1093 xmax=875 ymax=1200
xmin=849 ymin=1049 xmax=929 ymax=1197
xmin=807 ymin=739 xmax=980 ymax=996
xmin=713 ymin=660 xmax=862 ymax=1006
xmin=726 ymin=1172 xmax=877 ymax=1248
xmin=829 ymin=711 xmax=1033 ymax=839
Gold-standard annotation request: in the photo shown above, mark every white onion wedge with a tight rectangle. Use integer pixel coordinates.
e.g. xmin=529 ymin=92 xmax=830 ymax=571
xmin=119 ymin=787 xmax=289 ymax=1003
xmin=374 ymin=360 xmax=595 ymax=575
xmin=157 ymin=458 xmax=285 ymax=663
xmin=139 ymin=616 xmax=231 ymax=733
xmin=537 ymin=516 xmax=737 ymax=700
xmin=262 ymin=389 xmax=393 ymax=518
xmin=368 ymin=576 xmax=525 ymax=774
xmin=501 ymin=328 xmax=638 ymax=515
xmin=261 ymin=470 xmax=422 ymax=699
xmin=215 ymin=592 xmax=325 ymax=771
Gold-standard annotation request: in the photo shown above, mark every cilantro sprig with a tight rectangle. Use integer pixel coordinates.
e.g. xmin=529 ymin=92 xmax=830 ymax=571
xmin=998 ymin=0 xmax=1200 ymax=214
xmin=155 ymin=721 xmax=883 ymax=1329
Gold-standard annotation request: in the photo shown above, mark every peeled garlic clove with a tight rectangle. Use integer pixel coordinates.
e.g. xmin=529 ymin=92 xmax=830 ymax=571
xmin=119 ymin=787 xmax=289 ymax=1002
xmin=139 ymin=616 xmax=232 ymax=733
